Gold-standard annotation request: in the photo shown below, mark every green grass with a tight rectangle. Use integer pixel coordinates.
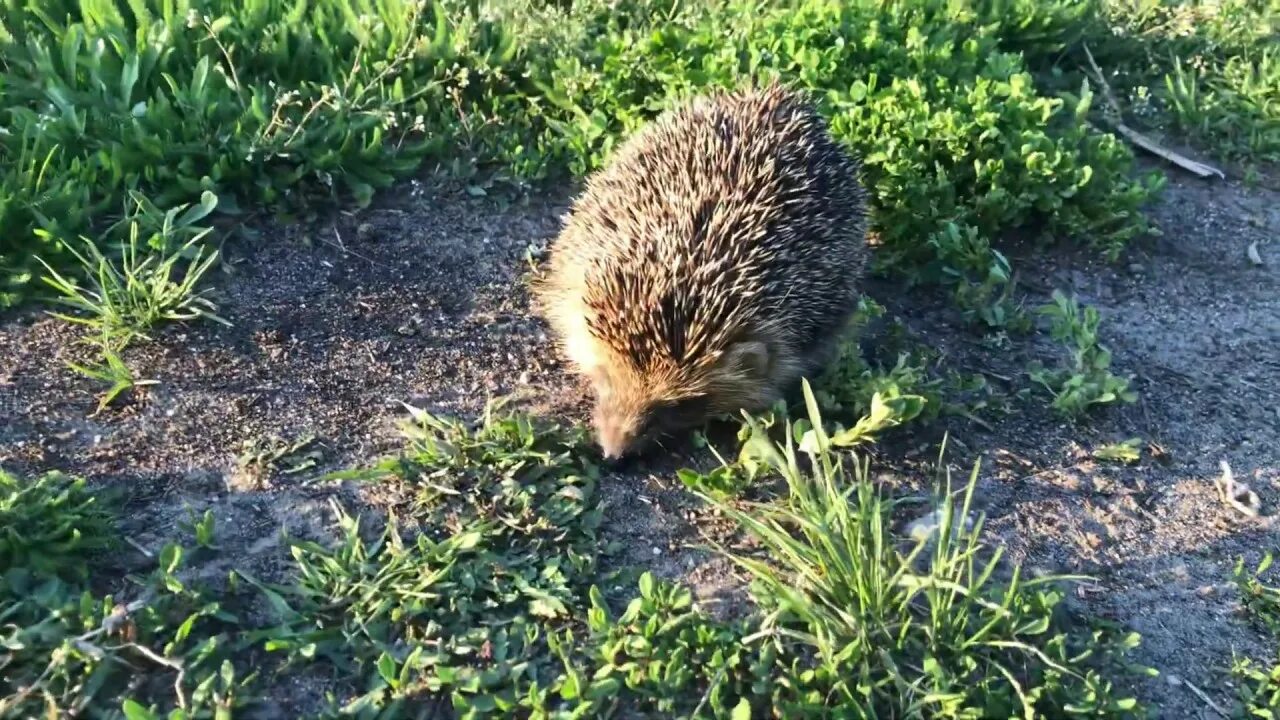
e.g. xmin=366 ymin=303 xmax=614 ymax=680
xmin=5 ymin=1 xmax=1277 ymax=715
xmin=1 ymin=0 xmax=1175 ymax=315
xmin=1092 ymin=438 xmax=1144 ymax=464
xmin=1232 ymin=553 xmax=1280 ymax=717
xmin=0 ymin=391 xmax=1152 ymax=717
xmin=36 ymin=190 xmax=229 ymax=345
xmin=20 ymin=0 xmax=1271 ymax=424
xmin=690 ymin=384 xmax=1147 ymax=717
xmin=1073 ymin=0 xmax=1280 ymax=168
xmin=30 ymin=189 xmax=228 ymax=411
xmin=0 ymin=470 xmax=249 ymax=718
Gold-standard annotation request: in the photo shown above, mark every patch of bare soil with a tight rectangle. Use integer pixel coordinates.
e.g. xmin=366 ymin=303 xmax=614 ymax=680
xmin=1 ymin=166 xmax=1277 ymax=715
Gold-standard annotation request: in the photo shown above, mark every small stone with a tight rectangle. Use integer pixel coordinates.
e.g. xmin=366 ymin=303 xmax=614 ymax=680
xmin=395 ymin=325 xmax=416 ymax=337
xmin=1166 ymin=674 xmax=1182 ymax=687
xmin=651 ymin=547 xmax=662 ymax=556
xmin=1127 ymin=263 xmax=1144 ymax=274
xmin=356 ymin=222 xmax=374 ymax=240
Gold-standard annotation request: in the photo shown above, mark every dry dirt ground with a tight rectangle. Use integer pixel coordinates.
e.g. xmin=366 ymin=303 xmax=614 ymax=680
xmin=1 ymin=162 xmax=1277 ymax=716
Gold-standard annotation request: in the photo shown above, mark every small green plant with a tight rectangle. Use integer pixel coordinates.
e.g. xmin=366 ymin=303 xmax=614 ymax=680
xmin=693 ymin=381 xmax=1148 ymax=716
xmin=816 ymin=344 xmax=942 ymax=421
xmin=36 ymin=191 xmax=229 ymax=345
xmin=1235 ymin=552 xmax=1280 ymax=635
xmin=236 ymin=432 xmax=323 ymax=484
xmin=807 ymin=299 xmax=940 ymax=429
xmin=35 ymin=191 xmax=229 ymax=408
xmin=1093 ymin=437 xmax=1144 ymax=464
xmin=66 ymin=329 xmax=160 ymax=415
xmin=13 ymin=393 xmax=1141 ymax=717
xmin=246 ymin=402 xmax=609 ymax=715
xmin=931 ymin=224 xmax=1032 ymax=331
xmin=562 ymin=575 xmax=762 ymax=718
xmin=0 ymin=472 xmax=250 ymax=718
xmin=179 ymin=507 xmax=219 ymax=550
xmin=811 ymin=310 xmax=1001 ymax=434
xmin=1233 ymin=655 xmax=1280 ymax=719
xmin=1029 ymin=290 xmax=1137 ymax=419
xmin=1076 ymin=0 xmax=1280 ymax=166
xmin=1231 ymin=552 xmax=1280 ymax=718
xmin=677 ymin=458 xmax=753 ymax=501
xmin=0 ymin=470 xmax=115 ymax=580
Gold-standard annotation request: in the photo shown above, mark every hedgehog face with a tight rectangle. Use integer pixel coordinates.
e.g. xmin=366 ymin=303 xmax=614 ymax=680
xmin=588 ymin=339 xmax=780 ymax=460
xmin=589 ymin=372 xmax=712 ymax=460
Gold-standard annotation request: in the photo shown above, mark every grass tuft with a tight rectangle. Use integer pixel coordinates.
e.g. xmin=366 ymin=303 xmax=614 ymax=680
xmin=36 ymin=191 xmax=229 ymax=345
xmin=694 ymin=381 xmax=1148 ymax=717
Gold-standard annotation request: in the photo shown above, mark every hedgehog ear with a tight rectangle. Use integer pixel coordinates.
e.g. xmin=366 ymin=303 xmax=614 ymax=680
xmin=723 ymin=340 xmax=772 ymax=379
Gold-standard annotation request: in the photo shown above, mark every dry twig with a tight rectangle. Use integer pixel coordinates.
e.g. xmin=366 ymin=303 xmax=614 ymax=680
xmin=1081 ymin=44 xmax=1225 ymax=180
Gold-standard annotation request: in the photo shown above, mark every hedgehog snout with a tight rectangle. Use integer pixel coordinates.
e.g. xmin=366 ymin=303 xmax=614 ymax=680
xmin=593 ymin=404 xmax=641 ymax=461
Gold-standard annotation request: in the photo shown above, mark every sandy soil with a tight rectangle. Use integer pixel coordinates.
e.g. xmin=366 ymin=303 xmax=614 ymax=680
xmin=1 ymin=163 xmax=1277 ymax=716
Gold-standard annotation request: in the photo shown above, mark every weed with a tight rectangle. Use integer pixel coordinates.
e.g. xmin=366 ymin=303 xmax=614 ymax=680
xmin=34 ymin=190 xmax=228 ymax=406
xmin=694 ymin=381 xmax=1148 ymax=716
xmin=2 ymin=389 xmax=1157 ymax=717
xmin=557 ymin=575 xmax=765 ymax=718
xmin=65 ymin=329 xmax=159 ymax=415
xmin=0 ymin=470 xmax=114 ymax=581
xmin=180 ymin=508 xmax=219 ymax=551
xmin=0 ymin=470 xmax=251 ymax=718
xmin=1235 ymin=552 xmax=1280 ymax=635
xmin=236 ymin=432 xmax=323 ymax=486
xmin=1029 ymin=290 xmax=1137 ymax=418
xmin=676 ymin=450 xmax=754 ymax=501
xmin=1093 ymin=437 xmax=1144 ymax=464
xmin=36 ymin=192 xmax=229 ymax=345
xmin=1232 ymin=552 xmax=1280 ymax=718
xmin=1076 ymin=0 xmax=1280 ymax=166
xmin=810 ymin=304 xmax=1006 ymax=434
xmin=1233 ymin=655 xmax=1280 ymax=717
xmin=816 ymin=344 xmax=942 ymax=423
xmin=245 ymin=402 xmax=609 ymax=715
xmin=930 ymin=224 xmax=1032 ymax=331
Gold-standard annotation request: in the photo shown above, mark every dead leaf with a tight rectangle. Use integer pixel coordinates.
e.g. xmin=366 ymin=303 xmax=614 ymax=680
xmin=1081 ymin=44 xmax=1224 ymax=179
xmin=1076 ymin=583 xmax=1105 ymax=599
xmin=1112 ymin=123 xmax=1226 ymax=179
xmin=1215 ymin=460 xmax=1260 ymax=517
xmin=1247 ymin=241 xmax=1263 ymax=266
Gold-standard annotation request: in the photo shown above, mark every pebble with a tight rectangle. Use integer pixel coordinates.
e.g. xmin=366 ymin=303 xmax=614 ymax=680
xmin=1128 ymin=263 xmax=1145 ymax=275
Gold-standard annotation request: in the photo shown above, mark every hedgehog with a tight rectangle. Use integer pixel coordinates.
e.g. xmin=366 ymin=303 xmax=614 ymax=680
xmin=534 ymin=80 xmax=870 ymax=460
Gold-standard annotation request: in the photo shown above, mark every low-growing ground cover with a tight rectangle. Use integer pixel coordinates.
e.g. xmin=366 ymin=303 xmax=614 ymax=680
xmin=0 ymin=393 xmax=1150 ymax=717
xmin=2 ymin=0 xmax=1279 ymax=717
